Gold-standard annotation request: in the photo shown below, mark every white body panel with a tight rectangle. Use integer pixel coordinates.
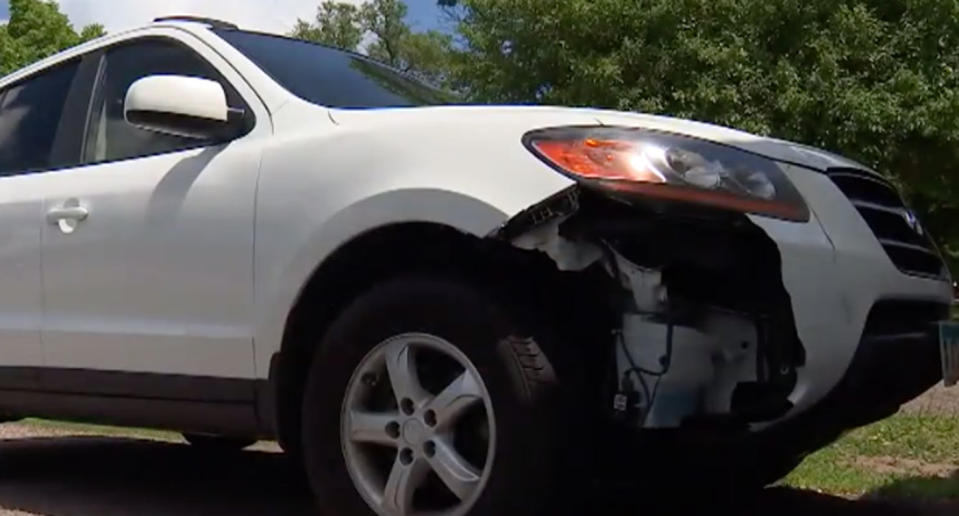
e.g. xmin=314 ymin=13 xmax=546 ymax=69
xmin=39 ymin=143 xmax=260 ymax=377
xmin=13 ymin=25 xmax=272 ymax=378
xmin=0 ymin=176 xmax=44 ymax=367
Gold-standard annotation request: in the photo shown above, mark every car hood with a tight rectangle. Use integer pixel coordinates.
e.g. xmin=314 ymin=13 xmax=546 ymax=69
xmin=329 ymin=105 xmax=872 ymax=173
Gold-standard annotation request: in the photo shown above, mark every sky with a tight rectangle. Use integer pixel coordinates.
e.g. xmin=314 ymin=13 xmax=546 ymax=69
xmin=0 ymin=1 xmax=447 ymax=35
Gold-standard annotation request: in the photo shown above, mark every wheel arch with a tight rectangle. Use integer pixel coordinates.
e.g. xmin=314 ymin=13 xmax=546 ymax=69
xmin=266 ymin=221 xmax=504 ymax=451
xmin=256 ymin=187 xmax=604 ymax=453
xmin=257 ymin=185 xmax=516 ymax=449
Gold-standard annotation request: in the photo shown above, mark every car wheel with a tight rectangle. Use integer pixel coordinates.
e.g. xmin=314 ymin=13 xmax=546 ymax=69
xmin=182 ymin=433 xmax=256 ymax=451
xmin=302 ymin=276 xmax=563 ymax=516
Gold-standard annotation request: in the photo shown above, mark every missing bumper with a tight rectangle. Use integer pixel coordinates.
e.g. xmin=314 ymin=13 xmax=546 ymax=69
xmin=499 ymin=188 xmax=805 ymax=429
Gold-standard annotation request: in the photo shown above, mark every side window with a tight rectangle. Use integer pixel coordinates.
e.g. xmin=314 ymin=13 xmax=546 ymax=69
xmin=86 ymin=38 xmax=247 ymax=163
xmin=0 ymin=59 xmax=81 ymax=176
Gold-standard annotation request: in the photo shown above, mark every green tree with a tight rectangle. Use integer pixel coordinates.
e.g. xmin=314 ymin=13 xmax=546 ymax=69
xmin=451 ymin=0 xmax=959 ymax=268
xmin=1 ymin=0 xmax=105 ymax=75
xmin=396 ymin=30 xmax=453 ymax=83
xmin=78 ymin=23 xmax=106 ymax=42
xmin=290 ymin=0 xmax=363 ymax=50
xmin=292 ymin=0 xmax=453 ymax=86
xmin=0 ymin=26 xmax=25 ymax=76
xmin=361 ymin=0 xmax=409 ymax=67
xmin=361 ymin=0 xmax=454 ymax=84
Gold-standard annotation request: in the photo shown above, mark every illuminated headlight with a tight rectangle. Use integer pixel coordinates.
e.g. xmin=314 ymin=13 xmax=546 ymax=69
xmin=523 ymin=126 xmax=809 ymax=221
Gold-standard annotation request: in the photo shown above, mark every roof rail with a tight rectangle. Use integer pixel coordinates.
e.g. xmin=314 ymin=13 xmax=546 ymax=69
xmin=153 ymin=16 xmax=239 ymax=30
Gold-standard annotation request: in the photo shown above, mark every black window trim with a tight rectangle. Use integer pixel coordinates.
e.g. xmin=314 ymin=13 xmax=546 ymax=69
xmin=78 ymin=35 xmax=257 ymax=168
xmin=78 ymin=49 xmax=108 ymax=162
xmin=51 ymin=53 xmax=102 ymax=168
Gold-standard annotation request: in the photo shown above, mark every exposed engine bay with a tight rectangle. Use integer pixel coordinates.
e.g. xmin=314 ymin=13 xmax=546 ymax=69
xmin=502 ymin=186 xmax=805 ymax=430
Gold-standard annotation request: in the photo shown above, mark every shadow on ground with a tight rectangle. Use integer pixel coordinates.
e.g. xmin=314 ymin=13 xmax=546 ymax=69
xmin=0 ymin=437 xmax=310 ymax=516
xmin=862 ymin=470 xmax=959 ymax=516
xmin=0 ymin=436 xmax=954 ymax=515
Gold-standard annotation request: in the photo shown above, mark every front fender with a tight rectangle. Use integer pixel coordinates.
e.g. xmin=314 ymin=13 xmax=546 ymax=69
xmin=252 ymin=107 xmax=588 ymax=377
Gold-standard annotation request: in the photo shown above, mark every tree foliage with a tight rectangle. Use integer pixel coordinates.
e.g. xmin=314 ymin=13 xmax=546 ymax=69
xmin=1 ymin=0 xmax=104 ymax=76
xmin=291 ymin=1 xmax=364 ymax=51
xmin=291 ymin=0 xmax=453 ymax=85
xmin=451 ymin=0 xmax=959 ymax=265
xmin=395 ymin=30 xmax=453 ymax=81
xmin=362 ymin=0 xmax=409 ymax=67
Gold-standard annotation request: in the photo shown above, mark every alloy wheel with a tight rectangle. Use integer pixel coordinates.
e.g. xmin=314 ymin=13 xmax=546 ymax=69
xmin=341 ymin=333 xmax=496 ymax=516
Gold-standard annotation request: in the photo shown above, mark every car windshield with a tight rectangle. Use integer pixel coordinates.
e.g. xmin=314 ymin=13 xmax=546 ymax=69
xmin=214 ymin=29 xmax=456 ymax=108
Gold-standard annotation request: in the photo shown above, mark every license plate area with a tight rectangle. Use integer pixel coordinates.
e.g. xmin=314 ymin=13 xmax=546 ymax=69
xmin=939 ymin=321 xmax=959 ymax=387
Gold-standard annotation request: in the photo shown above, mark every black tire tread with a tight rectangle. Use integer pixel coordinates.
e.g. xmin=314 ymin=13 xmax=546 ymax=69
xmin=499 ymin=335 xmax=557 ymax=401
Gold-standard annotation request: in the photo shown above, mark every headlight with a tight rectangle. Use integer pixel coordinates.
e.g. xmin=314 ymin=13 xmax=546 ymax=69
xmin=523 ymin=126 xmax=809 ymax=222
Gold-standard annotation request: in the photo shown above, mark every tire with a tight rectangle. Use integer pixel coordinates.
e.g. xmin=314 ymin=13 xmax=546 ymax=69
xmin=182 ymin=433 xmax=256 ymax=452
xmin=301 ymin=276 xmax=564 ymax=516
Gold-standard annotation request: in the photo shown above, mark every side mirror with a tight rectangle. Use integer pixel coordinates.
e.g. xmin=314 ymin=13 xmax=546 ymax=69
xmin=124 ymin=75 xmax=245 ymax=140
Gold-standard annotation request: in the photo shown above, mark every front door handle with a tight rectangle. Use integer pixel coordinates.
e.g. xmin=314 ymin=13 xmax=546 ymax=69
xmin=46 ymin=206 xmax=89 ymax=223
xmin=47 ymin=202 xmax=89 ymax=234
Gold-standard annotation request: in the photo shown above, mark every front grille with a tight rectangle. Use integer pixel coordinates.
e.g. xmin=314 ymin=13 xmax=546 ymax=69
xmin=827 ymin=169 xmax=945 ymax=278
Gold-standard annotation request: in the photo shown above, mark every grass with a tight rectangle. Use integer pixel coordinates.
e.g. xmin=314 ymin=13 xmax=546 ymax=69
xmin=19 ymin=418 xmax=182 ymax=441
xmin=783 ymin=413 xmax=959 ymax=500
xmin=14 ymin=418 xmax=281 ymax=452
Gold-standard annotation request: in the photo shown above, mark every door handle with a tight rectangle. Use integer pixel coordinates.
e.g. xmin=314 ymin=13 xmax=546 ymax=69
xmin=46 ymin=206 xmax=89 ymax=224
xmin=47 ymin=202 xmax=89 ymax=234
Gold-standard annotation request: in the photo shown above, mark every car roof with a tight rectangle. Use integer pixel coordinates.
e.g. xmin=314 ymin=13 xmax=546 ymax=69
xmin=151 ymin=16 xmax=239 ymax=31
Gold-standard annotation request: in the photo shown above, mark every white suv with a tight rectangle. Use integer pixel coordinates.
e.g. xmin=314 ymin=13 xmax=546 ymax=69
xmin=0 ymin=16 xmax=954 ymax=515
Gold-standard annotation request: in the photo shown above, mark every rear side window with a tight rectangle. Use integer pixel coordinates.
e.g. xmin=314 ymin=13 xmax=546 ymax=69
xmin=0 ymin=59 xmax=81 ymax=176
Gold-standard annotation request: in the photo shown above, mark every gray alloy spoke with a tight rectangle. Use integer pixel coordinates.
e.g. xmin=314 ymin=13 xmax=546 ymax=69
xmin=345 ymin=410 xmax=399 ymax=447
xmin=342 ymin=334 xmax=495 ymax=516
xmin=382 ymin=455 xmax=430 ymax=515
xmin=384 ymin=341 xmax=430 ymax=407
xmin=427 ymin=437 xmax=482 ymax=502
xmin=424 ymin=370 xmax=483 ymax=430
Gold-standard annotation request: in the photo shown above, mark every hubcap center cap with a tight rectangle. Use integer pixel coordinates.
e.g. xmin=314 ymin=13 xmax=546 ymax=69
xmin=402 ymin=419 xmax=429 ymax=446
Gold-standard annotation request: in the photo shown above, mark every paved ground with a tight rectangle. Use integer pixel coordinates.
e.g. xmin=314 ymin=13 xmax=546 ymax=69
xmin=0 ymin=385 xmax=950 ymax=515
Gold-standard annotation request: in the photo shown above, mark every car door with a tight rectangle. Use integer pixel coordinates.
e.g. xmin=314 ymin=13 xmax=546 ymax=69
xmin=0 ymin=56 xmax=91 ymax=388
xmin=38 ymin=33 xmax=269 ymax=397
